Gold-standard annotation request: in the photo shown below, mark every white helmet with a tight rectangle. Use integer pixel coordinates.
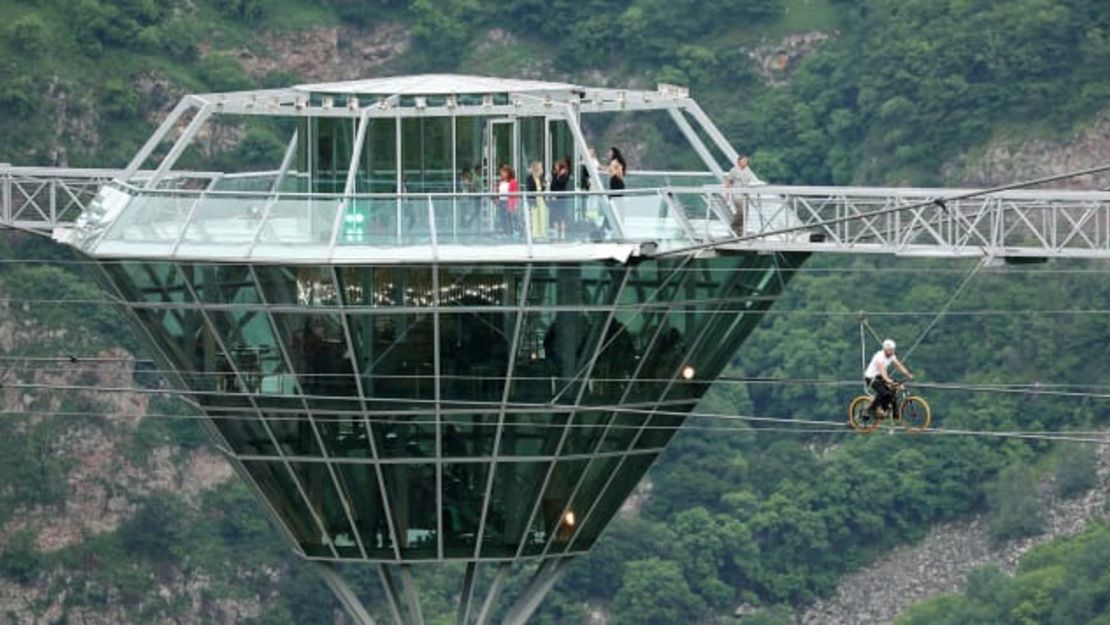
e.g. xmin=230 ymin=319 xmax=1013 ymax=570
xmin=883 ymin=339 xmax=896 ymax=351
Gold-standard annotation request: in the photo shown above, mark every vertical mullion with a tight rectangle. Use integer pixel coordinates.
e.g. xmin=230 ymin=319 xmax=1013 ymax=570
xmin=471 ymin=264 xmax=532 ymax=559
xmin=536 ymin=266 xmax=638 ymax=558
xmin=513 ymin=265 xmax=632 ymax=560
xmin=568 ymin=258 xmax=757 ymax=551
xmin=333 ymin=266 xmax=404 ymax=562
xmin=176 ymin=262 xmax=340 ymax=558
xmin=249 ymin=265 xmax=366 ymax=560
xmin=561 ymin=259 xmax=696 ymax=549
xmin=433 ymin=259 xmax=444 ymax=560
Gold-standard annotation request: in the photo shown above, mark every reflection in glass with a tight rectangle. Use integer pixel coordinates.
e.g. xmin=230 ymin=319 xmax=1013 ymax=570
xmin=442 ymin=462 xmax=489 ymax=557
xmin=382 ymin=463 xmax=438 ymax=559
xmin=243 ymin=460 xmax=330 ymax=557
xmin=481 ymin=461 xmax=550 ymax=558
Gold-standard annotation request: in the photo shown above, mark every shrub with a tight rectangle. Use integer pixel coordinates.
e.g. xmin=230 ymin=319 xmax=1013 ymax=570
xmin=1056 ymin=443 xmax=1098 ymax=498
xmin=987 ymin=464 xmax=1044 ymax=543
xmin=10 ymin=13 xmax=49 ymax=55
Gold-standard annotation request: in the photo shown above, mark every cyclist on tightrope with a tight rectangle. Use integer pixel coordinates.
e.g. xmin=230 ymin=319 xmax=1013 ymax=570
xmin=864 ymin=339 xmax=913 ymax=418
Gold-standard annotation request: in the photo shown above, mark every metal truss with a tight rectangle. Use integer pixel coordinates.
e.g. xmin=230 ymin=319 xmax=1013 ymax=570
xmin=711 ymin=184 xmax=1110 ymax=260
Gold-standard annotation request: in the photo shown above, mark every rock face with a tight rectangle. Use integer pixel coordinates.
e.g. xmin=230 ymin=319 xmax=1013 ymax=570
xmin=944 ymin=109 xmax=1110 ymax=190
xmin=746 ymin=31 xmax=834 ymax=87
xmin=797 ymin=440 xmax=1110 ymax=625
xmin=233 ymin=23 xmax=411 ymax=83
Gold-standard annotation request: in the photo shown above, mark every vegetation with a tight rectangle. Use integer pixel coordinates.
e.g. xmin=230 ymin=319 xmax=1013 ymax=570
xmin=897 ymin=522 xmax=1110 ymax=625
xmin=1 ymin=0 xmax=1110 ymax=623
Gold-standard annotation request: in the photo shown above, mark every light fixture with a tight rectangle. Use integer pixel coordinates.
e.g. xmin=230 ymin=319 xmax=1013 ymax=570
xmin=657 ymin=83 xmax=690 ymax=98
xmin=347 ymin=96 xmax=359 ymax=111
xmin=294 ymin=97 xmax=307 ymax=111
xmin=322 ymin=96 xmax=334 ymax=110
xmin=415 ymin=96 xmax=427 ymax=110
xmin=446 ymin=96 xmax=457 ymax=110
xmin=563 ymin=510 xmax=576 ymax=527
xmin=681 ymin=365 xmax=696 ymax=380
xmin=482 ymin=94 xmax=494 ymax=109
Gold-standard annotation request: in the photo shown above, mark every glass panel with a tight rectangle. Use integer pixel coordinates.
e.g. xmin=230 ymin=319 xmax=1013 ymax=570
xmin=98 ymin=193 xmax=193 ymax=255
xmin=437 ymin=265 xmax=524 ymax=307
xmin=559 ymin=411 xmax=608 ymax=456
xmin=209 ymin=309 xmax=296 ymax=398
xmin=317 ymin=413 xmax=371 ymax=459
xmin=177 ymin=195 xmax=264 ymax=257
xmin=455 ymin=117 xmax=483 ymax=193
xmin=569 ymin=453 xmax=656 ymax=552
xmin=443 ymin=414 xmax=497 ymax=458
xmin=480 ymin=460 xmax=550 ymax=558
xmin=337 ymin=266 xmax=435 ymax=308
xmin=107 ymin=261 xmax=192 ymax=304
xmin=289 ymin=461 xmax=360 ymax=558
xmin=210 ymin=410 xmax=277 ymax=456
xmin=265 ymin=413 xmax=323 ymax=457
xmin=553 ymin=455 xmax=621 ymax=553
xmin=382 ymin=463 xmax=438 ymax=559
xmin=596 ymin=412 xmax=643 ymax=453
xmin=271 ymin=313 xmax=360 ymax=411
xmin=442 ymin=462 xmax=489 ymax=557
xmin=520 ymin=459 xmax=587 ymax=556
xmin=348 ymin=313 xmax=436 ymax=404
xmin=334 ymin=462 xmax=393 ymax=557
xmin=128 ymin=306 xmax=233 ymax=395
xmin=242 ymin=460 xmax=330 ymax=557
xmin=335 ymin=197 xmax=430 ymax=247
xmin=431 ymin=195 xmax=498 ymax=245
xmin=498 ymin=412 xmax=568 ymax=458
xmin=255 ymin=266 xmax=339 ymax=306
xmin=525 ymin=264 xmax=623 ymax=308
xmin=253 ymin=197 xmax=340 ymax=259
xmin=440 ymin=311 xmax=514 ymax=403
xmin=311 ymin=118 xmax=355 ymax=194
xmin=580 ymin=318 xmax=641 ymax=407
xmin=636 ymin=411 xmax=688 ymax=450
xmin=373 ymin=415 xmax=436 ymax=459
xmin=183 ymin=264 xmax=261 ymax=305
xmin=402 ymin=117 xmax=453 ymax=193
xmin=357 ymin=118 xmax=397 ymax=194
xmin=612 ymin=193 xmax=691 ymax=243
xmin=510 ymin=311 xmax=591 ymax=404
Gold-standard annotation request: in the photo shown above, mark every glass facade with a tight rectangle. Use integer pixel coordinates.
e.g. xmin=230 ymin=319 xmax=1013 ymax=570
xmin=97 ymin=253 xmax=805 ymax=562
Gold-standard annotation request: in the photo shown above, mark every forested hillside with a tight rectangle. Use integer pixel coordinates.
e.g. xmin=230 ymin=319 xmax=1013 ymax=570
xmin=2 ymin=1 xmax=1110 ymax=624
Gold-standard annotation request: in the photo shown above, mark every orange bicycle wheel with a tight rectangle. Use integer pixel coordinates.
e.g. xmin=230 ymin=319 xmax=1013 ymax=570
xmin=849 ymin=395 xmax=881 ymax=433
xmin=898 ymin=396 xmax=931 ymax=432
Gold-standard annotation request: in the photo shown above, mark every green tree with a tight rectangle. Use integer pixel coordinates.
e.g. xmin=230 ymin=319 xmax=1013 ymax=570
xmin=613 ymin=558 xmax=705 ymax=625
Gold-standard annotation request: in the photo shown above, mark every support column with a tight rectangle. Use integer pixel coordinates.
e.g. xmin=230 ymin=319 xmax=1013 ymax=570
xmin=400 ymin=565 xmax=427 ymax=625
xmin=311 ymin=561 xmax=379 ymax=625
xmin=474 ymin=563 xmax=511 ymax=625
xmin=500 ymin=558 xmax=573 ymax=625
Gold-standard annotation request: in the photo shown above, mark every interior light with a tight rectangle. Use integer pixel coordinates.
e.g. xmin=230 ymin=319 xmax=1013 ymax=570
xmin=563 ymin=511 xmax=576 ymax=527
xmin=681 ymin=365 xmax=696 ymax=380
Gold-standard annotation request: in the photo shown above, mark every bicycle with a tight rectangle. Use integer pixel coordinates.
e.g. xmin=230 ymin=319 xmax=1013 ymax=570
xmin=848 ymin=380 xmax=931 ymax=433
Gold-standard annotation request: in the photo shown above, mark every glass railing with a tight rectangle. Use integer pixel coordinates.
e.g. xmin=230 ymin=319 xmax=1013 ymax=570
xmin=80 ymin=181 xmax=725 ymax=258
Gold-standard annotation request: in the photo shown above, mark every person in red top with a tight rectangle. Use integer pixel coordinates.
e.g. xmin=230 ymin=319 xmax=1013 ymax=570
xmin=497 ymin=164 xmax=520 ymax=236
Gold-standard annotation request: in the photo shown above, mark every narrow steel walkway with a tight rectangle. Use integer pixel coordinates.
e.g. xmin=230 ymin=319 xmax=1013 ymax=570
xmin=5 ymin=164 xmax=1110 ymax=261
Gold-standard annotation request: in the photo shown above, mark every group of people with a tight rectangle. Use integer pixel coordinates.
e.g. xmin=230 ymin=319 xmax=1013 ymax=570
xmin=491 ymin=146 xmax=628 ymax=240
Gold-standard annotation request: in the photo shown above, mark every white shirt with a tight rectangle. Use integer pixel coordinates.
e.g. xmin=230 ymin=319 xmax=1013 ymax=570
xmin=865 ymin=350 xmax=899 ymax=379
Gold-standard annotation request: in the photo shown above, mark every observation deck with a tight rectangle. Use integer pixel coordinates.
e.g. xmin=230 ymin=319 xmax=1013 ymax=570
xmin=3 ymin=73 xmax=1109 ymax=625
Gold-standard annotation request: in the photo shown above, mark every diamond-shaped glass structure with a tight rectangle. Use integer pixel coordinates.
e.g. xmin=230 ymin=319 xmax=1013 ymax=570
xmin=55 ymin=75 xmax=808 ymax=625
